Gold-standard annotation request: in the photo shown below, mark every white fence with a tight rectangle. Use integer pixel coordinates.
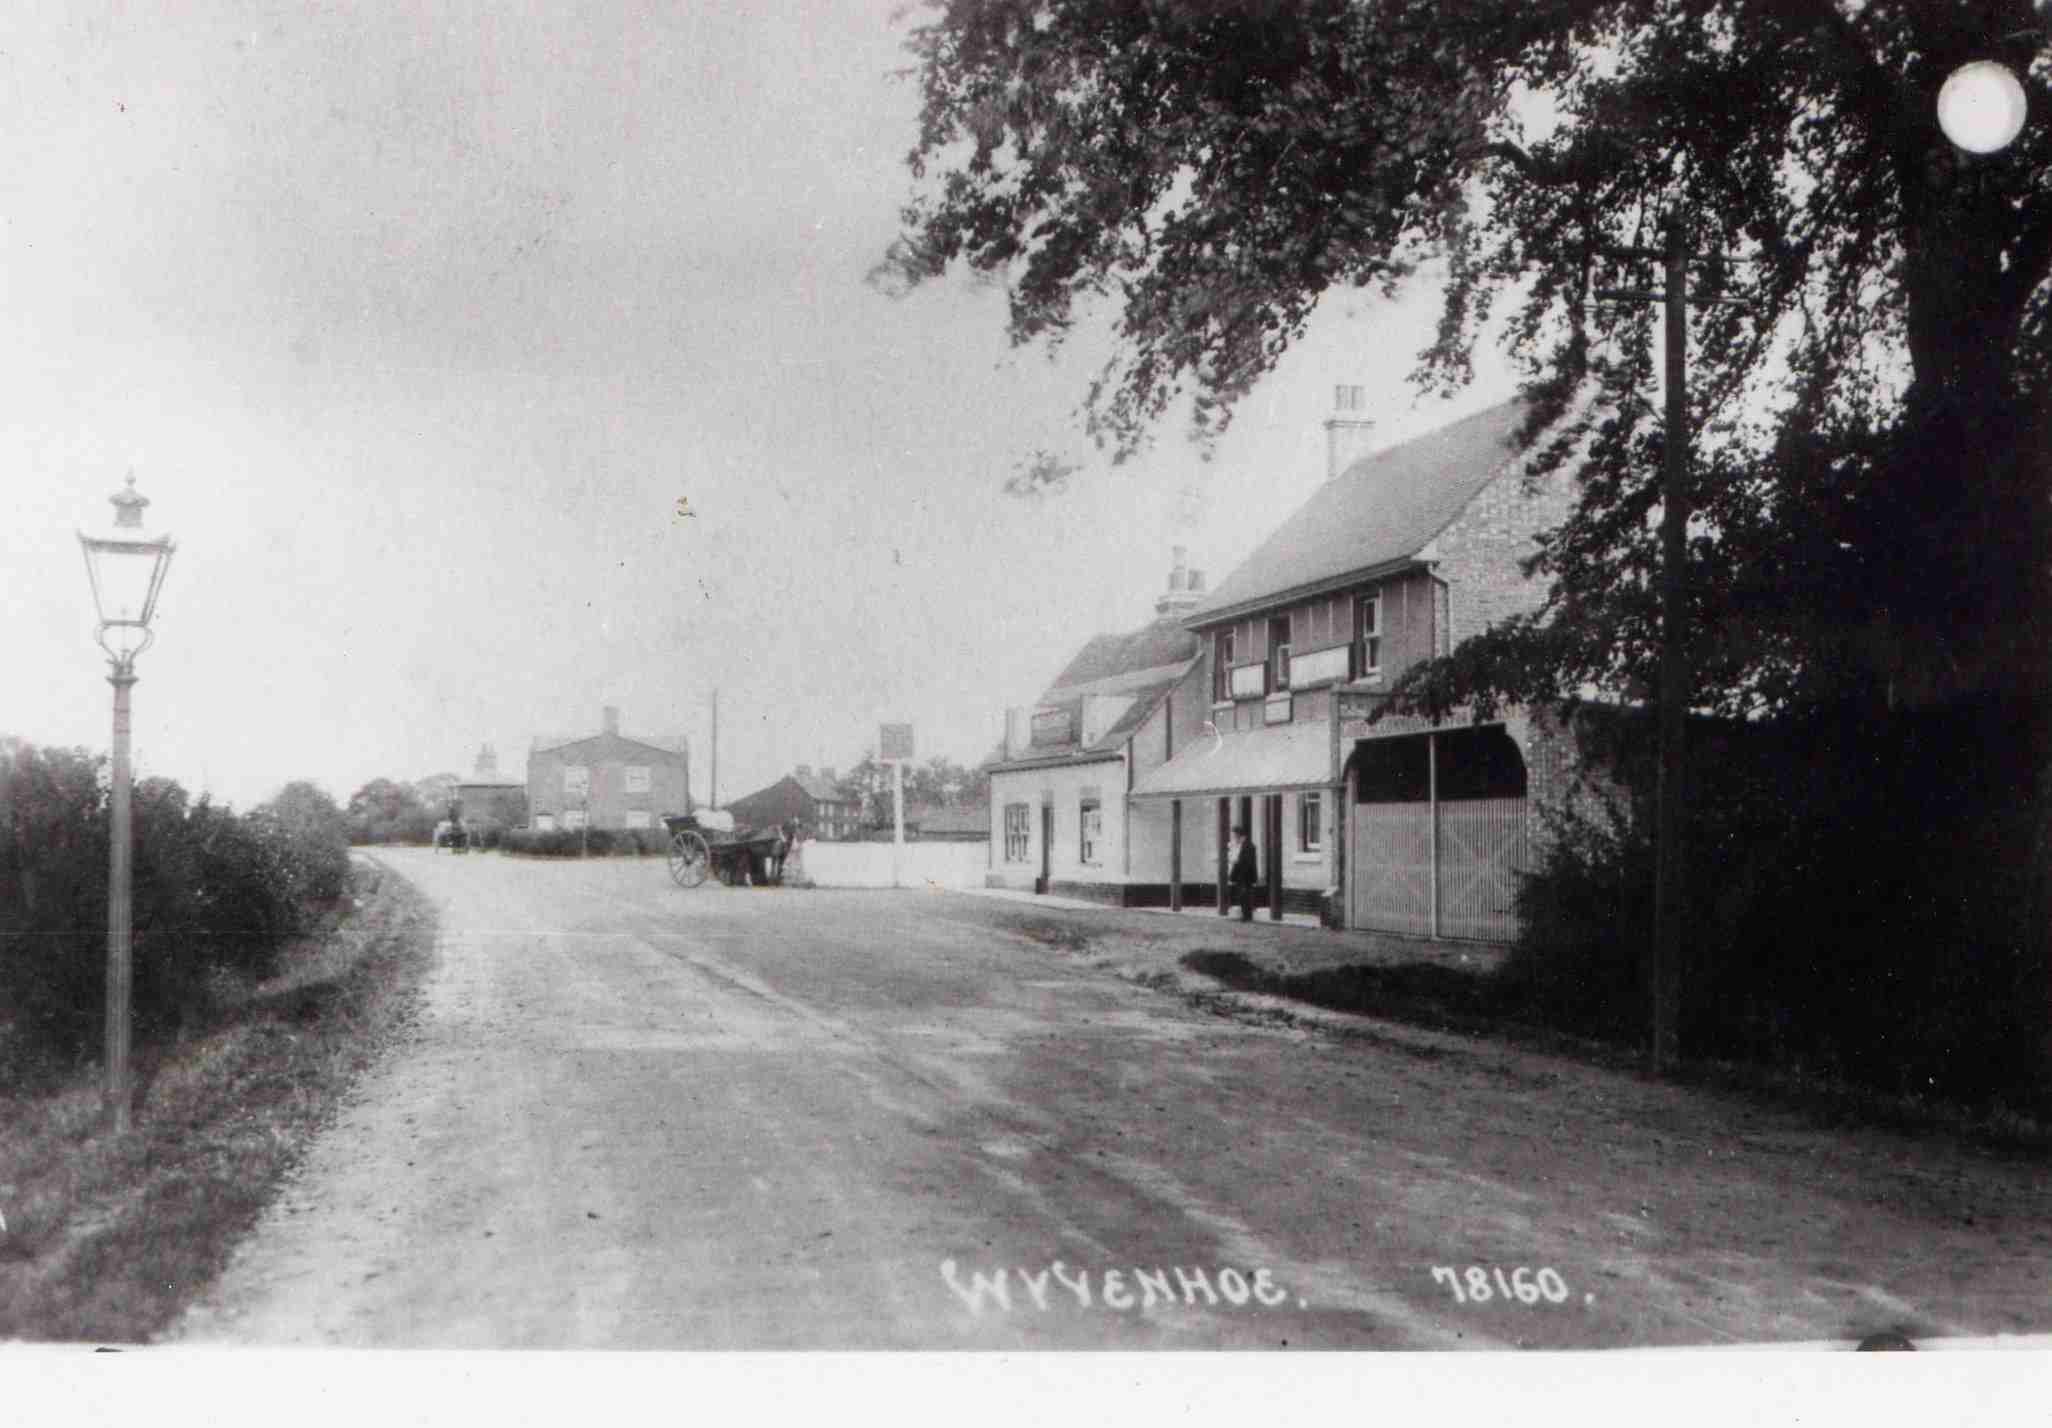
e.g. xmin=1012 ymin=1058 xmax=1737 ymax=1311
xmin=792 ymin=839 xmax=989 ymax=889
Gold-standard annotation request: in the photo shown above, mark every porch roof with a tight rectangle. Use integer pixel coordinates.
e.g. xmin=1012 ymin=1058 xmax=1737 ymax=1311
xmin=1130 ymin=719 xmax=1333 ymax=799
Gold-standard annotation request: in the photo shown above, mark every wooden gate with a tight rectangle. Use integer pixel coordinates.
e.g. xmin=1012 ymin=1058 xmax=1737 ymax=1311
xmin=1349 ymin=729 xmax=1529 ymax=942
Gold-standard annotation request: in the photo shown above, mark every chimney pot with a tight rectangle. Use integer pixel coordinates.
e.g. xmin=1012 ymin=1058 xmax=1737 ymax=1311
xmin=1323 ymin=383 xmax=1375 ymax=481
xmin=602 ymin=705 xmax=620 ymax=736
xmin=796 ymin=763 xmax=812 ymax=777
xmin=822 ymin=766 xmax=836 ymax=784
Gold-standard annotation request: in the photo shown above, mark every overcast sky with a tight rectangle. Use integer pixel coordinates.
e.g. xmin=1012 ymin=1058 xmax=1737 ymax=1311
xmin=1 ymin=0 xmax=1514 ymax=813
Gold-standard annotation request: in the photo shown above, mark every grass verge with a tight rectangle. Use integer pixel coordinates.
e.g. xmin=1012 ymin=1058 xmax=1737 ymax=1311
xmin=0 ymin=858 xmax=438 ymax=1343
xmin=1178 ymin=948 xmax=2052 ymax=1153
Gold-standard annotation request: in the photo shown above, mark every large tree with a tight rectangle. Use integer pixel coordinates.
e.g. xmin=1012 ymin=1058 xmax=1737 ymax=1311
xmin=886 ymin=0 xmax=2051 ymax=719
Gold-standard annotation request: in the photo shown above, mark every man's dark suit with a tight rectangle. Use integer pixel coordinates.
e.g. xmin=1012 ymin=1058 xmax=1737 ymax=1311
xmin=1228 ymin=837 xmax=1259 ymax=921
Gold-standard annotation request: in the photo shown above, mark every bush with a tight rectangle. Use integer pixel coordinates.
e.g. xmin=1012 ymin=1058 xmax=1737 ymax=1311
xmin=1508 ymin=698 xmax=2047 ymax=1101
xmin=0 ymin=742 xmax=354 ymax=1069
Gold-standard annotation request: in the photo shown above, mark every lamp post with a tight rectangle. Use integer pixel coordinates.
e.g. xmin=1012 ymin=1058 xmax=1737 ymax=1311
xmin=78 ymin=473 xmax=176 ymax=1134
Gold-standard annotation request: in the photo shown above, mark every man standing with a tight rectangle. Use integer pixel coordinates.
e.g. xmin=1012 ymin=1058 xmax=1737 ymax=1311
xmin=1227 ymin=823 xmax=1258 ymax=921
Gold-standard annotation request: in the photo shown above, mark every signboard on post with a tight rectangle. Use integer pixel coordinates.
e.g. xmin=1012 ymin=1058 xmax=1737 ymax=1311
xmin=879 ymin=724 xmax=913 ymax=887
xmin=879 ymin=723 xmax=914 ymax=762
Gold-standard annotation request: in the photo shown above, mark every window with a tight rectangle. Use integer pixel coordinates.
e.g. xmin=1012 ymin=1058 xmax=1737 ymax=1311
xmin=535 ymin=814 xmax=557 ymax=832
xmin=1004 ymin=803 xmax=1031 ymax=863
xmin=623 ymin=765 xmax=651 ymax=794
xmin=1359 ymin=593 xmax=1382 ymax=677
xmin=562 ymin=809 xmax=588 ymax=830
xmin=562 ymin=764 xmax=590 ymax=796
xmin=1298 ymin=792 xmax=1323 ymax=853
xmin=1214 ymin=629 xmax=1235 ymax=702
xmin=624 ymin=810 xmax=650 ymax=829
xmin=1268 ymin=616 xmax=1292 ymax=690
xmin=1079 ymin=798 xmax=1102 ymax=865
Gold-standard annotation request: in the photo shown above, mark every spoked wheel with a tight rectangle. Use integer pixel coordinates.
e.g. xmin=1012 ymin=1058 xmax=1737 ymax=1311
xmin=667 ymin=829 xmax=711 ymax=888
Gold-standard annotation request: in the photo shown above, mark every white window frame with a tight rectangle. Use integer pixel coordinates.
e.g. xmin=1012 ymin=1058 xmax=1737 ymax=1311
xmin=1359 ymin=593 xmax=1383 ymax=677
xmin=624 ymin=809 xmax=651 ymax=829
xmin=562 ymin=809 xmax=587 ymax=830
xmin=562 ymin=764 xmax=590 ymax=796
xmin=1079 ymin=797 xmax=1102 ymax=866
xmin=1298 ymin=792 xmax=1323 ymax=855
xmin=1004 ymin=803 xmax=1031 ymax=863
xmin=623 ymin=765 xmax=651 ymax=794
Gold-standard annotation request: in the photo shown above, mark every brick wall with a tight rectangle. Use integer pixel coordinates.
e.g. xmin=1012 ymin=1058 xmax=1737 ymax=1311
xmin=1429 ymin=447 xmax=1582 ymax=649
xmin=527 ymin=732 xmax=690 ymax=831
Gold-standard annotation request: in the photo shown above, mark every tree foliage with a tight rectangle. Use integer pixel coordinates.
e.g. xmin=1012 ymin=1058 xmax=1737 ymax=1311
xmin=890 ymin=0 xmax=2052 ymax=717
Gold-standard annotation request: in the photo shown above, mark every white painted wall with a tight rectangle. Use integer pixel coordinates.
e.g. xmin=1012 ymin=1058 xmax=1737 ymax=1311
xmin=988 ymin=757 xmax=1128 ymax=889
xmin=793 ymin=839 xmax=989 ymax=889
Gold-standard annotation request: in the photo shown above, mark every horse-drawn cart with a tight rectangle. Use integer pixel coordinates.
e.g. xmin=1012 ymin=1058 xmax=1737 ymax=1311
xmin=662 ymin=809 xmax=790 ymax=888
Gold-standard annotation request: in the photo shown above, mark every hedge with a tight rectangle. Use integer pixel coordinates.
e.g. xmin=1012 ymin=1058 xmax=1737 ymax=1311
xmin=498 ymin=827 xmax=671 ymax=858
xmin=0 ymin=743 xmax=353 ymax=1073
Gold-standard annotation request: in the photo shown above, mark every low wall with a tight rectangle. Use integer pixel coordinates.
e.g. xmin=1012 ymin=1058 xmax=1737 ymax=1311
xmin=794 ymin=839 xmax=990 ymax=889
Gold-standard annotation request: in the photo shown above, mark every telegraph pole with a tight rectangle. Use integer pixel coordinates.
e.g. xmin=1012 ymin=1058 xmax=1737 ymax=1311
xmin=1652 ymin=225 xmax=1689 ymax=1074
xmin=710 ymin=687 xmax=719 ymax=808
xmin=1597 ymin=219 xmax=1741 ymax=1074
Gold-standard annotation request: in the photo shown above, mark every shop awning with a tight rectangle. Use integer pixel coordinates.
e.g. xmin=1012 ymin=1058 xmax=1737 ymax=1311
xmin=1130 ymin=720 xmax=1334 ymax=799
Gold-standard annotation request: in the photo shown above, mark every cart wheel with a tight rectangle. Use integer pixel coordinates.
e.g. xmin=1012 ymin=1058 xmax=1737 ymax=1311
xmin=667 ymin=830 xmax=710 ymax=888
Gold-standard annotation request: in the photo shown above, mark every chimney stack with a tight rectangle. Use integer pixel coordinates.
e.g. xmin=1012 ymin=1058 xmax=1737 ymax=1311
xmin=475 ymin=744 xmax=499 ymax=779
xmin=1324 ymin=383 xmax=1376 ymax=481
xmin=1154 ymin=545 xmax=1204 ymax=620
xmin=796 ymin=763 xmax=812 ymax=778
xmin=602 ymin=705 xmax=620 ymax=736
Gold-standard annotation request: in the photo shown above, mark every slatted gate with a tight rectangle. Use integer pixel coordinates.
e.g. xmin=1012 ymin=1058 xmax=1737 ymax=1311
xmin=1349 ymin=728 xmax=1529 ymax=943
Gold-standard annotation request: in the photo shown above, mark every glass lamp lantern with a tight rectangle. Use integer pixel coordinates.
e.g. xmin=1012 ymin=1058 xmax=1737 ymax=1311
xmin=78 ymin=473 xmax=176 ymax=668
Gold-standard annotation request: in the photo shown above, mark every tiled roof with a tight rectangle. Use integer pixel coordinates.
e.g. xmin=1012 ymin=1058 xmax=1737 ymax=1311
xmin=1048 ymin=622 xmax=1200 ymax=692
xmin=532 ymin=732 xmax=689 ymax=757
xmin=1187 ymin=399 xmax=1528 ymax=626
xmin=790 ymin=770 xmax=853 ymax=803
xmin=903 ymin=803 xmax=990 ymax=835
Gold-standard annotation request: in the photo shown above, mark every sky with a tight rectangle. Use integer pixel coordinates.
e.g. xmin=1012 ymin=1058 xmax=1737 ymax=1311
xmin=0 ymin=0 xmax=1515 ymax=813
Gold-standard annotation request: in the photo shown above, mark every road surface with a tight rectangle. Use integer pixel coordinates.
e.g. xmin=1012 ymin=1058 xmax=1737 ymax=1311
xmin=173 ymin=848 xmax=2052 ymax=1348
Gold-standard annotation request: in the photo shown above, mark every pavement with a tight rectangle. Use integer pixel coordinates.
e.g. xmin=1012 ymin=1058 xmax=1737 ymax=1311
xmin=170 ymin=848 xmax=2052 ymax=1350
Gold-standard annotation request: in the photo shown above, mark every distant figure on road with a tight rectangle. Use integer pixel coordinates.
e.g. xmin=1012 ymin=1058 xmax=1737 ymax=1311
xmin=1227 ymin=824 xmax=1257 ymax=921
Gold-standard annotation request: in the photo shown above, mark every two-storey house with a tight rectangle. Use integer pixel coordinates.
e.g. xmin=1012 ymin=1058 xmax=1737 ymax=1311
xmin=527 ymin=706 xmax=691 ymax=832
xmin=986 ymin=551 xmax=1209 ymax=901
xmin=1130 ymin=389 xmax=1588 ymax=939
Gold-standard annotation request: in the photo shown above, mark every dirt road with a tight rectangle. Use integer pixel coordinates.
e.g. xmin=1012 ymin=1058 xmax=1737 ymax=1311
xmin=172 ymin=849 xmax=2052 ymax=1348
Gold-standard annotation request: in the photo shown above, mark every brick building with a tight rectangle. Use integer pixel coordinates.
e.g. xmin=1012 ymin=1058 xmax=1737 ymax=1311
xmin=452 ymin=745 xmax=525 ymax=832
xmin=1124 ymin=388 xmax=1593 ymax=939
xmin=527 ymin=707 xmax=690 ymax=832
xmin=724 ymin=765 xmax=861 ymax=841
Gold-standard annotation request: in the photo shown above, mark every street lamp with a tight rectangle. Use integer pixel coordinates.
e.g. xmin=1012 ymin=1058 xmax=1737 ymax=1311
xmin=78 ymin=472 xmax=176 ymax=1134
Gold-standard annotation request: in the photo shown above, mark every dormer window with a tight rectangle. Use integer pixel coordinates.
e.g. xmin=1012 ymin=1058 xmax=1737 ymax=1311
xmin=1358 ymin=593 xmax=1382 ymax=678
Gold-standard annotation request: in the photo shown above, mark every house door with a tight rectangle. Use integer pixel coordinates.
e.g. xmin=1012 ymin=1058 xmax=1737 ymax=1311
xmin=1350 ymin=729 xmax=1529 ymax=942
xmin=1037 ymin=804 xmax=1054 ymax=894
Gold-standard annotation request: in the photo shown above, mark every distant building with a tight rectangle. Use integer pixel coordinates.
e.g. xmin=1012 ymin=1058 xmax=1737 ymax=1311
xmin=725 ymin=765 xmax=861 ymax=840
xmin=527 ymin=707 xmax=690 ymax=832
xmin=898 ymin=802 xmax=991 ymax=843
xmin=453 ymin=745 xmax=525 ymax=830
